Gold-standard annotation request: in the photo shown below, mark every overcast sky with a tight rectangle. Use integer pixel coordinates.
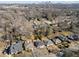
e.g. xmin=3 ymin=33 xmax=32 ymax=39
xmin=0 ymin=0 xmax=79 ymax=3
xmin=0 ymin=0 xmax=79 ymax=1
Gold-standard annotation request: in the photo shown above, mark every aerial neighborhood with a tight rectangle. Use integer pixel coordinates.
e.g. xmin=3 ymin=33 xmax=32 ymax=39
xmin=0 ymin=2 xmax=79 ymax=57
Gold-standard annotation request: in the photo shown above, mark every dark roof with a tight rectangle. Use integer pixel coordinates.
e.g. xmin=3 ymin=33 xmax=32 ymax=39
xmin=34 ymin=40 xmax=44 ymax=47
xmin=4 ymin=41 xmax=24 ymax=54
xmin=67 ymin=34 xmax=79 ymax=40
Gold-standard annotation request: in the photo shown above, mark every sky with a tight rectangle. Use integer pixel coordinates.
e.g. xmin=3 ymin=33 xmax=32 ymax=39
xmin=0 ymin=0 xmax=79 ymax=3
xmin=0 ymin=0 xmax=79 ymax=1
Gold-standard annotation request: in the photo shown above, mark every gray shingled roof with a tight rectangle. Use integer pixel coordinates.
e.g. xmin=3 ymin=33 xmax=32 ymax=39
xmin=44 ymin=40 xmax=54 ymax=46
xmin=34 ymin=40 xmax=45 ymax=48
xmin=5 ymin=41 xmax=24 ymax=54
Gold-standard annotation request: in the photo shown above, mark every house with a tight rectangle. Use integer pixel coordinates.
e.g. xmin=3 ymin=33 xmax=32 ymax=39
xmin=34 ymin=40 xmax=45 ymax=48
xmin=55 ymin=35 xmax=70 ymax=42
xmin=3 ymin=41 xmax=24 ymax=55
xmin=51 ymin=38 xmax=62 ymax=45
xmin=67 ymin=34 xmax=79 ymax=40
xmin=43 ymin=40 xmax=54 ymax=46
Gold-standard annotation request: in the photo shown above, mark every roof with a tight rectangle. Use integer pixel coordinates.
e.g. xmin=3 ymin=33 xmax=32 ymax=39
xmin=5 ymin=41 xmax=24 ymax=54
xmin=34 ymin=40 xmax=44 ymax=48
xmin=56 ymin=35 xmax=67 ymax=41
xmin=52 ymin=38 xmax=62 ymax=44
xmin=44 ymin=40 xmax=54 ymax=46
xmin=67 ymin=34 xmax=79 ymax=40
